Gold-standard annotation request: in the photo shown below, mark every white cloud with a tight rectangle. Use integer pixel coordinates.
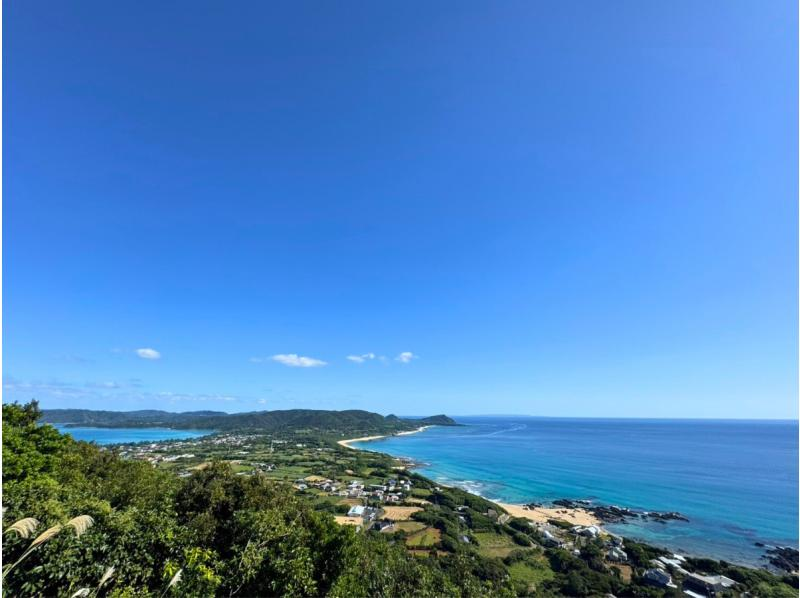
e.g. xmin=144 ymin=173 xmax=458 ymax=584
xmin=346 ymin=353 xmax=376 ymax=364
xmin=395 ymin=351 xmax=417 ymax=363
xmin=271 ymin=354 xmax=327 ymax=368
xmin=136 ymin=348 xmax=161 ymax=360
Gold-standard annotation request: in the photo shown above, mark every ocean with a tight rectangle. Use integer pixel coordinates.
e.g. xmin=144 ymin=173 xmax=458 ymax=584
xmin=353 ymin=416 xmax=798 ymax=567
xmin=52 ymin=425 xmax=213 ymax=445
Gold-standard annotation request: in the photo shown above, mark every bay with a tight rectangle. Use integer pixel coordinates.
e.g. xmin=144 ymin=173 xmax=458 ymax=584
xmin=52 ymin=425 xmax=213 ymax=445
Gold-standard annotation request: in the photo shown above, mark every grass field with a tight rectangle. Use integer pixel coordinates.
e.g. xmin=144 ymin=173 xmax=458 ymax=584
xmin=393 ymin=521 xmax=426 ymax=533
xmin=405 ymin=527 xmax=441 ymax=548
xmin=610 ymin=564 xmax=633 ymax=583
xmin=473 ymin=531 xmax=520 ymax=558
xmin=508 ymin=559 xmax=554 ymax=591
xmin=404 ymin=497 xmax=431 ymax=505
xmin=338 ymin=497 xmax=363 ymax=506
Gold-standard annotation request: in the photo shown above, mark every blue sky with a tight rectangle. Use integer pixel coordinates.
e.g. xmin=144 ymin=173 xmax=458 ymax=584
xmin=4 ymin=1 xmax=797 ymax=418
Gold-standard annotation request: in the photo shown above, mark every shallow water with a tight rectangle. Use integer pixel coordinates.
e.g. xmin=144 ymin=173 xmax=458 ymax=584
xmin=53 ymin=425 xmax=213 ymax=445
xmin=354 ymin=416 xmax=798 ymax=567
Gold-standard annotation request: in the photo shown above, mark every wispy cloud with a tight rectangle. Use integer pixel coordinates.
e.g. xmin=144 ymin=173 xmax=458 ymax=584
xmin=157 ymin=391 xmax=238 ymax=403
xmin=136 ymin=348 xmax=161 ymax=360
xmin=395 ymin=351 xmax=417 ymax=364
xmin=346 ymin=352 xmax=376 ymax=364
xmin=84 ymin=381 xmax=123 ymax=389
xmin=3 ymin=378 xmax=85 ymax=400
xmin=270 ymin=354 xmax=327 ymax=368
xmin=3 ymin=376 xmax=244 ymax=407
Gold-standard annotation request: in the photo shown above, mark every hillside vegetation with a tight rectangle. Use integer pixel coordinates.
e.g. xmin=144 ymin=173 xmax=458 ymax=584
xmin=40 ymin=408 xmax=457 ymax=433
xmin=5 ymin=402 xmax=796 ymax=597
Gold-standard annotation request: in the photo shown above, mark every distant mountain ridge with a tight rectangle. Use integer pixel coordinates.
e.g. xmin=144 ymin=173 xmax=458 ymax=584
xmin=40 ymin=408 xmax=458 ymax=434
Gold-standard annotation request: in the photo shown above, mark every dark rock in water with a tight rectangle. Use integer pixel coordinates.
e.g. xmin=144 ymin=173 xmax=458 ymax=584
xmin=550 ymin=498 xmax=688 ymax=525
xmin=764 ymin=546 xmax=799 ymax=573
xmin=642 ymin=511 xmax=689 ymax=523
xmin=754 ymin=542 xmax=765 ymax=547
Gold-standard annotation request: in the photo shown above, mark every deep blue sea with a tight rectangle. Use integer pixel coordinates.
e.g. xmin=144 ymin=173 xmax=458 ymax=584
xmin=53 ymin=425 xmax=213 ymax=445
xmin=353 ymin=417 xmax=798 ymax=567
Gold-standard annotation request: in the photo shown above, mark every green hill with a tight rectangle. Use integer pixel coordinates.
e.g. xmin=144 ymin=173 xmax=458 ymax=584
xmin=40 ymin=408 xmax=458 ymax=435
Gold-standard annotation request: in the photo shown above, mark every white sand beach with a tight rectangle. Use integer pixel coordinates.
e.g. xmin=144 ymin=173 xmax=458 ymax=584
xmin=337 ymin=425 xmax=431 ymax=449
xmin=494 ymin=501 xmax=601 ymax=527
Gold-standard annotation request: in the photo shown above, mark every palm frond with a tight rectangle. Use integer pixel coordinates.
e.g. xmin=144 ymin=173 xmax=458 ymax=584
xmin=71 ymin=589 xmax=91 ymax=597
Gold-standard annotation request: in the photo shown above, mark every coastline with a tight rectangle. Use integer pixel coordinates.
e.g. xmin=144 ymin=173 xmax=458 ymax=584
xmin=494 ymin=501 xmax=601 ymax=527
xmin=338 ymin=426 xmax=599 ymax=529
xmin=337 ymin=425 xmax=432 ymax=449
xmin=333 ymin=419 xmax=797 ymax=571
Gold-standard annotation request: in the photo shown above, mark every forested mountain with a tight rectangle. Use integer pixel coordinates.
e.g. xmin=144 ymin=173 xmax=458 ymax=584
xmin=38 ymin=409 xmax=226 ymax=427
xmin=40 ymin=407 xmax=458 ymax=434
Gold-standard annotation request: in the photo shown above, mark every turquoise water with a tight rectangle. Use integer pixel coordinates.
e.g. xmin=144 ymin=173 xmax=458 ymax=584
xmin=53 ymin=425 xmax=213 ymax=445
xmin=354 ymin=417 xmax=798 ymax=567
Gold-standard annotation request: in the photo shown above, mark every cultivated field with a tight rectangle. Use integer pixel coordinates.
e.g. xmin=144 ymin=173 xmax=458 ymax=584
xmin=334 ymin=516 xmax=362 ymax=526
xmin=382 ymin=506 xmax=422 ymax=520
xmin=406 ymin=527 xmax=441 ymax=548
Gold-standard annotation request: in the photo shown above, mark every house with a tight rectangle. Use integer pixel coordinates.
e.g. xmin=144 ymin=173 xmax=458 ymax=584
xmin=363 ymin=507 xmax=378 ymax=522
xmin=541 ymin=530 xmax=565 ymax=548
xmin=682 ymin=572 xmax=737 ymax=595
xmin=373 ymin=520 xmax=394 ymax=532
xmin=643 ymin=568 xmax=674 ymax=588
xmin=573 ymin=525 xmax=600 ymax=538
xmin=657 ymin=555 xmax=688 ymax=573
xmin=607 ymin=547 xmax=627 ymax=562
xmin=347 ymin=505 xmax=366 ymax=518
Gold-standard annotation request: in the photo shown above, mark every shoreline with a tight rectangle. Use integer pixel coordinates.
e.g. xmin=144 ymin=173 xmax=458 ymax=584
xmin=494 ymin=501 xmax=602 ymax=527
xmin=333 ymin=422 xmax=797 ymax=570
xmin=337 ymin=425 xmax=432 ymax=449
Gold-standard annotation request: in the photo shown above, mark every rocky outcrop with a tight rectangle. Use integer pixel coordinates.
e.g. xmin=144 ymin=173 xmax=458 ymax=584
xmin=551 ymin=499 xmax=689 ymax=524
xmin=761 ymin=546 xmax=799 ymax=573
